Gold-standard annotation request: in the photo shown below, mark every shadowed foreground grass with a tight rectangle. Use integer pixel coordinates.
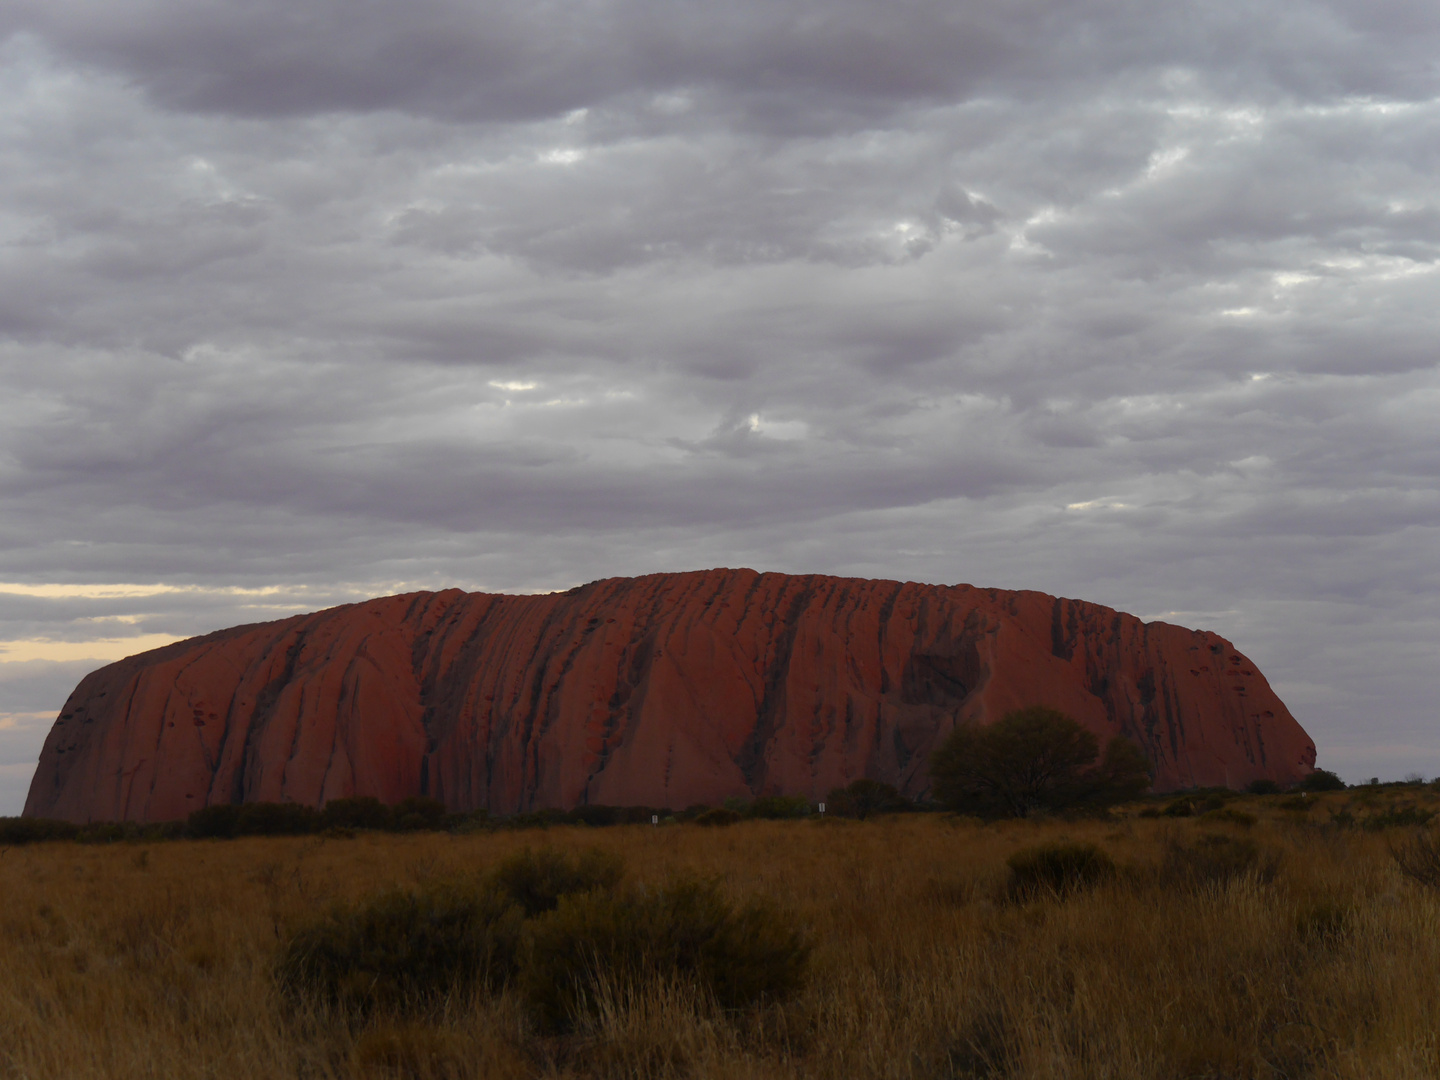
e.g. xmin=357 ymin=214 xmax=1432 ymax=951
xmin=3 ymin=791 xmax=1440 ymax=1079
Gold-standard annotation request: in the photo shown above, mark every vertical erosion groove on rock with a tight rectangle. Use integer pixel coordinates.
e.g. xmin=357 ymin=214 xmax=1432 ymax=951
xmin=23 ymin=569 xmax=1317 ymax=822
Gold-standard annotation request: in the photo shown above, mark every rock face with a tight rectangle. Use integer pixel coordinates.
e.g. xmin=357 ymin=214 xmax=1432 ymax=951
xmin=25 ymin=569 xmax=1316 ymax=822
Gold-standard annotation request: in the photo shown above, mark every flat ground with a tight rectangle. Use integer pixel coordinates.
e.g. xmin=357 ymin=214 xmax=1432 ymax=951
xmin=3 ymin=789 xmax=1439 ymax=1079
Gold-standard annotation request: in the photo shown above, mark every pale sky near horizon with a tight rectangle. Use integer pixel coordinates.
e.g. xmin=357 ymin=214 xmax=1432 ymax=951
xmin=3 ymin=0 xmax=1439 ymax=814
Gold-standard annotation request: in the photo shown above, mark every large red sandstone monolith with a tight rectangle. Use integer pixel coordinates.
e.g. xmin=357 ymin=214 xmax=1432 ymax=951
xmin=24 ymin=569 xmax=1316 ymax=822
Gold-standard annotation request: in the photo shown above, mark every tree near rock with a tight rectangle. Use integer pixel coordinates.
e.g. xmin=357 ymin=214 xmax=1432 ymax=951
xmin=928 ymin=706 xmax=1151 ymax=818
xmin=825 ymin=779 xmax=911 ymax=819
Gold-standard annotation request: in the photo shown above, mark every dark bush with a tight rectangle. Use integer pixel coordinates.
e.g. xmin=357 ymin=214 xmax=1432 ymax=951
xmin=695 ymin=807 xmax=742 ymax=827
xmin=1005 ymin=841 xmax=1115 ymax=901
xmin=1085 ymin=736 xmax=1154 ymax=807
xmin=746 ymin=795 xmax=811 ymax=820
xmin=320 ymin=796 xmax=393 ymax=831
xmin=1295 ymin=897 xmax=1353 ymax=945
xmin=522 ymin=876 xmax=811 ymax=1031
xmin=1327 ymin=807 xmax=1356 ymax=829
xmin=451 ymin=809 xmax=490 ymax=832
xmin=0 ymin=817 xmax=80 ymax=845
xmin=929 ymin=707 xmax=1151 ymax=818
xmin=186 ymin=803 xmax=242 ymax=839
xmin=75 ymin=823 xmax=128 ymax=844
xmin=1160 ymin=834 xmax=1279 ymax=890
xmin=277 ymin=881 xmax=523 ymax=1015
xmin=1246 ymin=779 xmax=1282 ymax=796
xmin=392 ymin=796 xmax=448 ymax=832
xmin=1362 ymin=805 xmax=1436 ymax=831
xmin=618 ymin=806 xmax=666 ymax=825
xmin=1201 ymin=807 xmax=1257 ymax=828
xmin=1162 ymin=793 xmax=1229 ymax=818
xmin=1391 ymin=830 xmax=1440 ymax=891
xmin=1298 ymin=769 xmax=1346 ymax=792
xmin=236 ymin=801 xmax=320 ymax=837
xmin=501 ymin=808 xmax=569 ymax=830
xmin=488 ymin=847 xmax=625 ymax=917
xmin=825 ymin=780 xmax=909 ymax=820
xmin=567 ymin=805 xmax=624 ymax=828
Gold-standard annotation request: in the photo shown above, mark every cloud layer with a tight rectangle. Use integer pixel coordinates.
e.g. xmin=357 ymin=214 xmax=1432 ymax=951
xmin=2 ymin=0 xmax=1438 ymax=810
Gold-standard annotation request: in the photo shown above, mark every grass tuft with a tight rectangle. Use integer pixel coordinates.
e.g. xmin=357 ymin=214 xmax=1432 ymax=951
xmin=277 ymin=880 xmax=523 ymax=1016
xmin=1004 ymin=840 xmax=1115 ymax=901
xmin=522 ymin=875 xmax=811 ymax=1031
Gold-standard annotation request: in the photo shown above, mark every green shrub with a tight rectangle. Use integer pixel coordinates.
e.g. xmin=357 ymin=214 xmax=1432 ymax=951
xmin=75 ymin=823 xmax=128 ymax=844
xmin=392 ymin=796 xmax=447 ymax=831
xmin=236 ymin=801 xmax=320 ymax=836
xmin=277 ymin=881 xmax=523 ymax=1015
xmin=499 ymin=808 xmax=569 ymax=830
xmin=618 ymin=806 xmax=667 ymax=825
xmin=746 ymin=795 xmax=811 ymax=820
xmin=320 ymin=796 xmax=393 ymax=831
xmin=186 ymin=803 xmax=242 ymax=838
xmin=488 ymin=847 xmax=625 ymax=917
xmin=450 ymin=809 xmax=491 ymax=833
xmin=521 ymin=876 xmax=811 ymax=1031
xmin=566 ymin=805 xmax=624 ymax=827
xmin=1298 ymin=769 xmax=1346 ymax=792
xmin=825 ymin=780 xmax=909 ymax=820
xmin=694 ymin=808 xmax=742 ymax=827
xmin=0 ymin=817 xmax=80 ymax=845
xmin=1005 ymin=841 xmax=1115 ymax=901
xmin=1160 ymin=834 xmax=1279 ymax=890
xmin=1246 ymin=779 xmax=1282 ymax=795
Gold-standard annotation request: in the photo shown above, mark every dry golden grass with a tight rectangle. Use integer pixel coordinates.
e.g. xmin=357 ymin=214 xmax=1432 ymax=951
xmin=3 ymin=791 xmax=1440 ymax=1079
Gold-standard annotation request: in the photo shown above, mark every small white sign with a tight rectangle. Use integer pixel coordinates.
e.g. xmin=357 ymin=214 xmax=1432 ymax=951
xmin=818 ymin=802 xmax=825 ymax=814
xmin=651 ymin=814 xmax=659 ymax=825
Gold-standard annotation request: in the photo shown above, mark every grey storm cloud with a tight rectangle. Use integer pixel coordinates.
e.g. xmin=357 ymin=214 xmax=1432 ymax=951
xmin=8 ymin=0 xmax=1440 ymax=121
xmin=1 ymin=0 xmax=1438 ymax=810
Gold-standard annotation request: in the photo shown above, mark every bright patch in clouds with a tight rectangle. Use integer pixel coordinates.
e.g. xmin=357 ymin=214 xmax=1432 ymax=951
xmin=0 ymin=634 xmax=184 ymax=664
xmin=0 ymin=582 xmax=291 ymax=599
xmin=746 ymin=414 xmax=807 ymax=440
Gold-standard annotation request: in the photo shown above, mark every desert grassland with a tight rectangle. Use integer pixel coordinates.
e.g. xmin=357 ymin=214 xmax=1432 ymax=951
xmin=3 ymin=795 xmax=1440 ymax=1080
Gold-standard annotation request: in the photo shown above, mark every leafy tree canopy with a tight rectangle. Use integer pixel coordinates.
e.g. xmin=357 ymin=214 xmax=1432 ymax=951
xmin=928 ymin=706 xmax=1151 ymax=818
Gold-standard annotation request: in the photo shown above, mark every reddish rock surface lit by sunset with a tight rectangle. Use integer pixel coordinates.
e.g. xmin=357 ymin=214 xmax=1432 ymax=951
xmin=24 ymin=569 xmax=1316 ymax=822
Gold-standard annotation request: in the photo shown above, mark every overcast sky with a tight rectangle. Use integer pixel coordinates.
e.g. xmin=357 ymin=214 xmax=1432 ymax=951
xmin=2 ymin=0 xmax=1438 ymax=813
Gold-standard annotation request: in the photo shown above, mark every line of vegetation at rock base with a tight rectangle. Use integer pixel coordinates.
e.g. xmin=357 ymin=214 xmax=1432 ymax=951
xmin=2 ymin=760 xmax=1426 ymax=851
xmin=8 ymin=799 xmax=1440 ymax=1079
xmin=0 ymin=774 xmax=1341 ymax=846
xmin=0 ymin=785 xmax=906 ymax=847
xmin=0 ymin=704 xmax=1408 ymax=852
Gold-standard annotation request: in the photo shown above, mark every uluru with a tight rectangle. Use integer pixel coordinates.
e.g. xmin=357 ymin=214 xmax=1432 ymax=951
xmin=24 ymin=569 xmax=1316 ymax=823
